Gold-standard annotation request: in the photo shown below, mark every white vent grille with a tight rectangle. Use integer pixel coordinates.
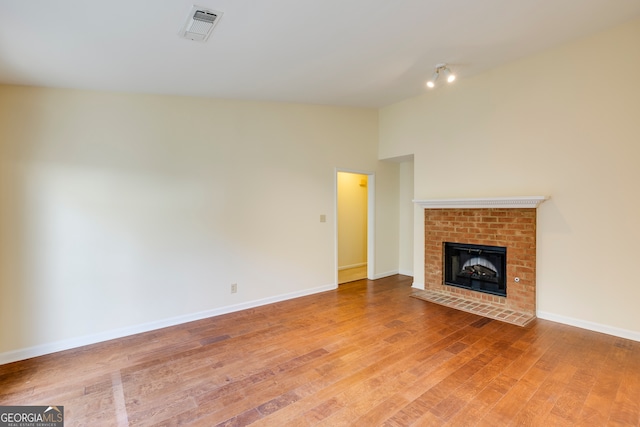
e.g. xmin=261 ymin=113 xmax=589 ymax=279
xmin=180 ymin=6 xmax=222 ymax=42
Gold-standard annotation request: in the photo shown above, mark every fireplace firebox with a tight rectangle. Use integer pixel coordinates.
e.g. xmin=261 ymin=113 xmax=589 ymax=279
xmin=443 ymin=242 xmax=507 ymax=297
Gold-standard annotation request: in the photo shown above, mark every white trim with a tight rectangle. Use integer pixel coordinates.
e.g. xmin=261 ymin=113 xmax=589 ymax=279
xmin=372 ymin=269 xmax=398 ymax=280
xmin=537 ymin=311 xmax=640 ymax=342
xmin=398 ymin=268 xmax=413 ymax=277
xmin=411 ymin=281 xmax=425 ymax=290
xmin=0 ymin=283 xmax=337 ymax=365
xmin=413 ymin=196 xmax=548 ymax=209
xmin=367 ymin=174 xmax=375 ymax=281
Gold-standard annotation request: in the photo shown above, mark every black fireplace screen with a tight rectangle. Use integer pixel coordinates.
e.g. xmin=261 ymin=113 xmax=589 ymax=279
xmin=443 ymin=242 xmax=507 ymax=297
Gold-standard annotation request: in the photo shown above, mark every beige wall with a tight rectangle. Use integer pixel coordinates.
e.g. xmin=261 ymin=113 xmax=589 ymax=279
xmin=0 ymin=86 xmax=400 ymax=360
xmin=337 ymin=172 xmax=368 ymax=269
xmin=380 ymin=19 xmax=640 ymax=338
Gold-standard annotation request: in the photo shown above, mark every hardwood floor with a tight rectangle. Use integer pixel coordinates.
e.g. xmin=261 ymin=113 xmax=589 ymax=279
xmin=1 ymin=275 xmax=639 ymax=426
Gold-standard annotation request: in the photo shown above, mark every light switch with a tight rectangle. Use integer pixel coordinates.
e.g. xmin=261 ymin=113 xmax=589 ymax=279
xmin=320 ymin=214 xmax=326 ymax=223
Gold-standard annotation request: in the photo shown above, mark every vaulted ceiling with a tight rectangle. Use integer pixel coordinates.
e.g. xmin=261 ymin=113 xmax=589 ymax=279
xmin=1 ymin=0 xmax=639 ymax=107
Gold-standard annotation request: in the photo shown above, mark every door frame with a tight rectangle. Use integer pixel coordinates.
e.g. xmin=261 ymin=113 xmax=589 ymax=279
xmin=335 ymin=168 xmax=375 ymax=284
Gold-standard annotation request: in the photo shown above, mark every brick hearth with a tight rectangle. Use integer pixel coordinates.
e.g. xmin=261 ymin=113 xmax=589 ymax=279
xmin=420 ymin=208 xmax=537 ymax=323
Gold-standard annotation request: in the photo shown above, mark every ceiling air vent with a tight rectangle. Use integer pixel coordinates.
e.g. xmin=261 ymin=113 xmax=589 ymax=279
xmin=179 ymin=6 xmax=223 ymax=42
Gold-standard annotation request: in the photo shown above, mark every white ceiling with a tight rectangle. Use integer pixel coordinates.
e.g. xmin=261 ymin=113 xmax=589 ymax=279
xmin=1 ymin=0 xmax=639 ymax=108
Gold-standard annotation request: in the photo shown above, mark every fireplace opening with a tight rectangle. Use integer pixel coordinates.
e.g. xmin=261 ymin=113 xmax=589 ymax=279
xmin=443 ymin=242 xmax=507 ymax=297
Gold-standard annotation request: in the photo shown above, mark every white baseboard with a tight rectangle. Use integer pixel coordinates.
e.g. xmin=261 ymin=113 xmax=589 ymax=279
xmin=398 ymin=269 xmax=413 ymax=277
xmin=338 ymin=262 xmax=367 ymax=271
xmin=9 ymin=287 xmax=636 ymax=365
xmin=411 ymin=281 xmax=425 ymax=290
xmin=0 ymin=283 xmax=337 ymax=365
xmin=372 ymin=269 xmax=399 ymax=280
xmin=537 ymin=311 xmax=640 ymax=342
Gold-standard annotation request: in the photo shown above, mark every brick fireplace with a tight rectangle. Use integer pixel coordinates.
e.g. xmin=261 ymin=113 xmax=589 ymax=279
xmin=413 ymin=197 xmax=547 ymax=325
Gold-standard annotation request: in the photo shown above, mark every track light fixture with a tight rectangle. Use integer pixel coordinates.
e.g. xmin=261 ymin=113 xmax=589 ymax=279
xmin=426 ymin=63 xmax=455 ymax=89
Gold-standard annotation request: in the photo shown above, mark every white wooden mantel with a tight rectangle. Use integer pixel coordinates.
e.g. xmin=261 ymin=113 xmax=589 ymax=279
xmin=413 ymin=196 xmax=549 ymax=209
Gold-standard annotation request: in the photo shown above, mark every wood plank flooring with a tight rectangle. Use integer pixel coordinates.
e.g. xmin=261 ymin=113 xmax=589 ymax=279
xmin=1 ymin=275 xmax=639 ymax=426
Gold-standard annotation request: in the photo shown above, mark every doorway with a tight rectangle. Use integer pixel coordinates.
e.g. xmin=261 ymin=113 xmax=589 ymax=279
xmin=336 ymin=170 xmax=374 ymax=284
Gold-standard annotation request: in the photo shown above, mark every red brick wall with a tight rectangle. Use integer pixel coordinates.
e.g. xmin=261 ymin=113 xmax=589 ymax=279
xmin=424 ymin=208 xmax=536 ymax=315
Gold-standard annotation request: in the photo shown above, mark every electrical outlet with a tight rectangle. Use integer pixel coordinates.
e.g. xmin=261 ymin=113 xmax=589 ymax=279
xmin=231 ymin=283 xmax=237 ymax=293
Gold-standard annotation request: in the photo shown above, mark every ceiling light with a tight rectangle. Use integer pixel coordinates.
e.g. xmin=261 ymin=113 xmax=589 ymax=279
xmin=426 ymin=63 xmax=456 ymax=89
xmin=426 ymin=71 xmax=439 ymax=88
xmin=444 ymin=68 xmax=456 ymax=83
